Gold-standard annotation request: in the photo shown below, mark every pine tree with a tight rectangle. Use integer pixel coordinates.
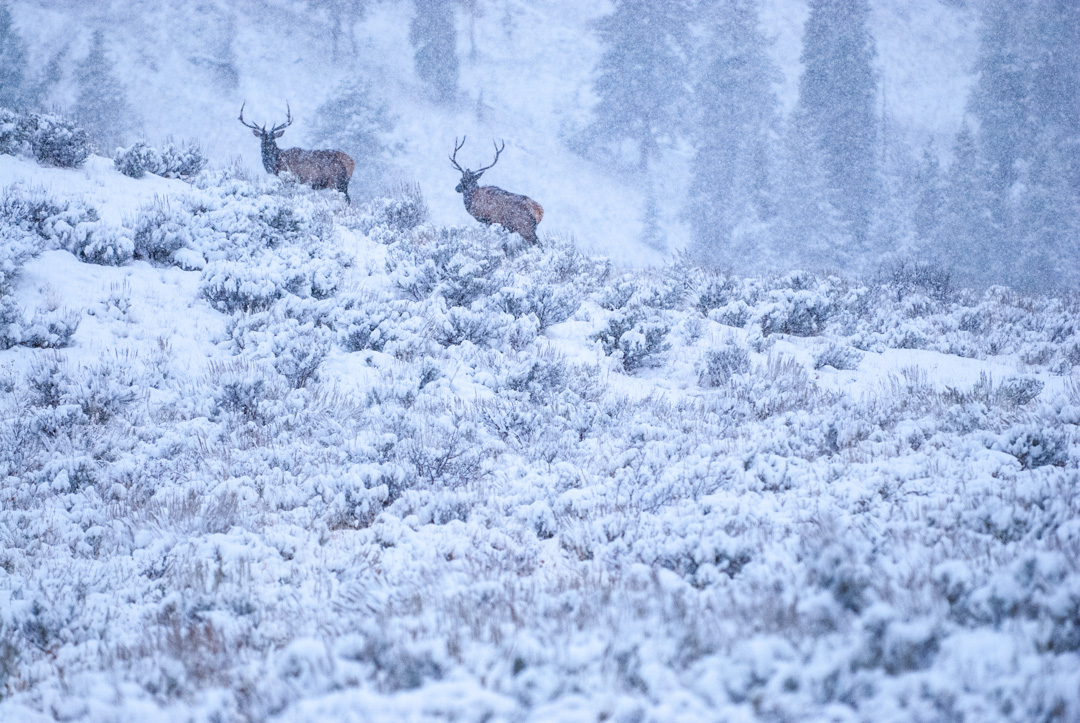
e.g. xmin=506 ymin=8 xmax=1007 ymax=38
xmin=687 ymin=0 xmax=779 ymax=266
xmin=913 ymin=145 xmax=943 ymax=244
xmin=309 ymin=0 xmax=367 ymax=62
xmin=0 ymin=4 xmax=29 ymax=110
xmin=74 ymin=30 xmax=134 ymax=152
xmin=867 ymin=127 xmax=919 ymax=264
xmin=968 ymin=1 xmax=1028 ymax=236
xmin=967 ymin=0 xmax=1080 ymax=290
xmin=590 ymin=0 xmax=691 ymax=171
xmin=1033 ymin=0 xmax=1080 ymax=203
xmin=937 ymin=123 xmax=998 ymax=287
xmin=33 ymin=45 xmax=68 ymax=109
xmin=410 ymin=0 xmax=458 ymax=104
xmin=640 ymin=181 xmax=666 ymax=252
xmin=796 ymin=0 xmax=878 ymax=248
xmin=1013 ymin=131 xmax=1080 ymax=291
xmin=773 ymin=110 xmax=848 ymax=271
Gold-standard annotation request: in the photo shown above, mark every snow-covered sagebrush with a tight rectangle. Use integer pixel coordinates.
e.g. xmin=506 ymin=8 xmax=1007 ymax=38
xmin=0 ymin=154 xmax=1078 ymax=722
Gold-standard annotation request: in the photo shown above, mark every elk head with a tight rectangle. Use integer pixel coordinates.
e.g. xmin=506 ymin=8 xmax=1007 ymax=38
xmin=451 ymin=137 xmax=504 ymax=196
xmin=239 ymin=101 xmax=293 ymax=175
xmin=239 ymin=102 xmax=355 ymax=202
xmin=449 ymin=137 xmax=543 ymax=244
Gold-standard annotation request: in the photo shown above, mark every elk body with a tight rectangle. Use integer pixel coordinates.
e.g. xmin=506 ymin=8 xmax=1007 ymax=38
xmin=239 ymin=103 xmax=355 ymax=202
xmin=451 ymin=138 xmax=543 ymax=244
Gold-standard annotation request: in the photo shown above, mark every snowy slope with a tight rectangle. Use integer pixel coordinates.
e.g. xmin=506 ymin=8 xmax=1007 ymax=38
xmin=1 ymin=143 xmax=1078 ymax=720
xmin=7 ymin=0 xmax=978 ymax=262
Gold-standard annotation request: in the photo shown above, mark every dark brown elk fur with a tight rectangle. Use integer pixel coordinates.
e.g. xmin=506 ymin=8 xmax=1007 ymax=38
xmin=451 ymin=138 xmax=543 ymax=244
xmin=240 ymin=103 xmax=355 ymax=202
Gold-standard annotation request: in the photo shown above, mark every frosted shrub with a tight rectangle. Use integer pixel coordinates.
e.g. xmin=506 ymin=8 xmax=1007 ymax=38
xmin=854 ymin=605 xmax=940 ymax=675
xmin=66 ymin=221 xmax=134 ymax=266
xmin=267 ymin=319 xmax=332 ymax=389
xmin=758 ymin=288 xmax=832 ymax=337
xmin=113 ymin=141 xmax=161 ymax=178
xmin=0 ymin=226 xmax=42 ymax=292
xmin=0 ymin=107 xmax=20 ymax=155
xmin=23 ymin=112 xmax=93 ymax=168
xmin=431 ymin=304 xmax=511 ymax=348
xmin=23 ymin=352 xmax=67 ymax=408
xmin=397 ymin=402 xmax=496 ymax=492
xmin=336 ymin=292 xmax=405 ymax=353
xmin=354 ymin=182 xmax=429 ymax=234
xmin=114 ymin=139 xmax=206 ymax=180
xmin=806 ymin=540 xmax=872 ymax=613
xmin=319 ymin=466 xmax=393 ymax=530
xmin=212 ymin=195 xmax=336 ymax=261
xmin=530 ymin=236 xmax=610 ymax=291
xmin=699 ymin=338 xmax=751 ymax=387
xmin=883 ymin=258 xmax=952 ymax=303
xmin=594 ymin=309 xmax=671 ymax=372
xmin=285 ymin=252 xmax=341 ymax=300
xmin=961 ymin=553 xmax=1080 ymax=653
xmin=390 ymin=255 xmax=439 ymax=301
xmin=998 ymin=425 xmax=1068 ymax=469
xmin=505 ymin=347 xmax=569 ymax=403
xmin=207 ymin=359 xmax=286 ymax=423
xmin=386 ymin=227 xmax=513 ymax=311
xmin=695 ymin=273 xmax=742 ymax=315
xmin=597 ymin=275 xmax=637 ymax=310
xmin=200 ymin=260 xmax=287 ymax=313
xmin=158 ymin=140 xmax=207 ymax=179
xmin=0 ymin=307 xmax=80 ymax=350
xmin=66 ymin=358 xmax=140 ymax=425
xmin=0 ymin=297 xmax=20 ymax=349
xmin=251 ymin=197 xmax=306 ymax=249
xmin=198 ymin=252 xmax=339 ymax=313
xmin=747 ymin=354 xmax=824 ymax=418
xmin=16 ymin=353 xmax=136 ymax=448
xmin=0 ymin=185 xmax=94 ymax=248
xmin=132 ymin=200 xmax=194 ymax=265
xmin=333 ymin=627 xmax=444 ymax=695
xmin=995 ymin=375 xmax=1043 ymax=407
xmin=494 ymin=281 xmax=579 ymax=332
xmin=813 ymin=341 xmax=863 ymax=370
xmin=634 ymin=268 xmax=687 ymax=311
xmin=940 ymin=372 xmax=1045 ymax=412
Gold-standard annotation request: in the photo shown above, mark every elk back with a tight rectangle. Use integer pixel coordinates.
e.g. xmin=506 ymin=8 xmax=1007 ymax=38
xmin=468 ymin=186 xmax=543 ymax=242
xmin=279 ymin=148 xmax=355 ymax=189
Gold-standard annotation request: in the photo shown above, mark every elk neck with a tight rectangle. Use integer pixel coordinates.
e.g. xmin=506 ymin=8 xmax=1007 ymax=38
xmin=260 ymin=136 xmax=282 ymax=175
xmin=457 ymin=175 xmax=481 ymax=207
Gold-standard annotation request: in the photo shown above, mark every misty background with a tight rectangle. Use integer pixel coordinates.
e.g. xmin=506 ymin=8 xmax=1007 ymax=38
xmin=1 ymin=0 xmax=1077 ymax=290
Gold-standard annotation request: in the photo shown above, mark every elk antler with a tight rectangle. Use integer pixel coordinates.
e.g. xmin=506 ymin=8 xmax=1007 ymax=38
xmin=270 ymin=101 xmax=294 ymax=137
xmin=450 ymin=136 xmax=467 ymax=172
xmin=238 ymin=101 xmax=263 ymax=131
xmin=475 ymin=139 xmax=505 ymax=173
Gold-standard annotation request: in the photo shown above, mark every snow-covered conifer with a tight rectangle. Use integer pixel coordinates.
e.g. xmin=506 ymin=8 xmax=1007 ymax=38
xmin=74 ymin=30 xmax=134 ymax=152
xmin=588 ymin=0 xmax=691 ymax=171
xmin=796 ymin=0 xmax=878 ymax=248
xmin=409 ymin=0 xmax=458 ymax=104
xmin=687 ymin=0 xmax=779 ymax=266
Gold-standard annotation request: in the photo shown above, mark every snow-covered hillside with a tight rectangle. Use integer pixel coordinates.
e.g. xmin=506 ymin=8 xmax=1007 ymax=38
xmin=1 ymin=142 xmax=1078 ymax=720
xmin=6 ymin=0 xmax=978 ymax=261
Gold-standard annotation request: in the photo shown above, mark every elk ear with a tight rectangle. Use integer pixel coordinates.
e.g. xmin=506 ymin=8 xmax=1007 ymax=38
xmin=272 ymin=129 xmax=286 ymax=139
xmin=251 ymin=128 xmax=262 ymax=138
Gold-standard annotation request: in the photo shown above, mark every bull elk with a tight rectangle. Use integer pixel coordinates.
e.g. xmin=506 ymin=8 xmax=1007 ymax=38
xmin=450 ymin=137 xmax=543 ymax=244
xmin=239 ymin=102 xmax=355 ymax=202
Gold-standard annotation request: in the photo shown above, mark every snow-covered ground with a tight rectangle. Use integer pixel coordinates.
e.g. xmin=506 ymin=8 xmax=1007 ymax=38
xmin=1 ymin=145 xmax=1078 ymax=720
